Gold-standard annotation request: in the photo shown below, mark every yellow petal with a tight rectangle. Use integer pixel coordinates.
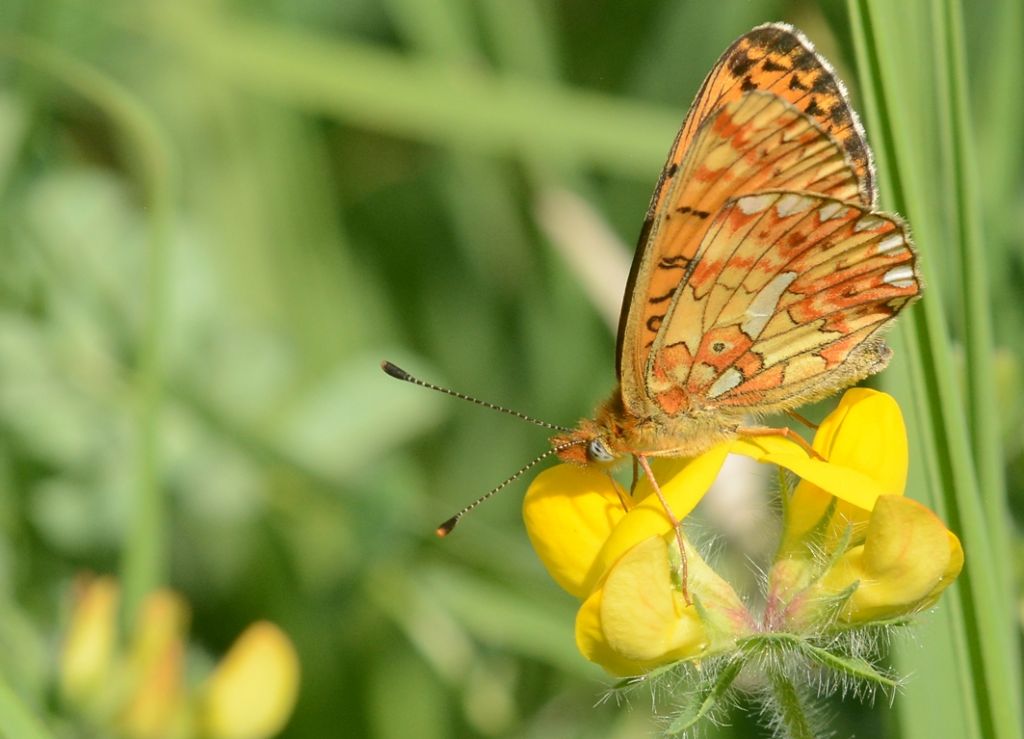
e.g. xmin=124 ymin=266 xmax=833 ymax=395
xmin=523 ymin=464 xmax=628 ymax=598
xmin=128 ymin=589 xmax=190 ymax=670
xmin=118 ymin=640 xmax=186 ymax=739
xmin=599 ymin=536 xmax=707 ymax=662
xmin=583 ymin=444 xmax=730 ymax=594
xmin=814 ymin=496 xmax=961 ymax=622
xmin=777 ymin=483 xmax=834 ymax=556
xmin=60 ymin=576 xmax=119 ymax=705
xmin=731 ymin=434 xmax=885 ymax=511
xmin=118 ymin=590 xmax=190 ymax=738
xmin=916 ymin=531 xmax=965 ymax=610
xmin=574 ymin=587 xmax=655 ymax=677
xmin=813 ymin=388 xmax=909 ymax=540
xmin=202 ymin=622 xmax=301 ymax=739
xmin=812 ymin=389 xmax=908 ymax=493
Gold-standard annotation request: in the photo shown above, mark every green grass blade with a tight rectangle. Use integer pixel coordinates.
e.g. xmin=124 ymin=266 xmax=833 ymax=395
xmin=930 ymin=0 xmax=1021 ymax=708
xmin=844 ymin=2 xmax=1024 ymax=737
xmin=933 ymin=0 xmax=1011 ymax=565
xmin=0 ymin=676 xmax=54 ymax=739
xmin=143 ymin=6 xmax=679 ymax=177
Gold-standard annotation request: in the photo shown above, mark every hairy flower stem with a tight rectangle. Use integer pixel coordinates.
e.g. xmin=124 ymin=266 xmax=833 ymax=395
xmin=768 ymin=669 xmax=816 ymax=739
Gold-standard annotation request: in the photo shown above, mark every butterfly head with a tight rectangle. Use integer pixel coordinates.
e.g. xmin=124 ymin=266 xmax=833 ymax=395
xmin=551 ymin=418 xmax=623 ymax=467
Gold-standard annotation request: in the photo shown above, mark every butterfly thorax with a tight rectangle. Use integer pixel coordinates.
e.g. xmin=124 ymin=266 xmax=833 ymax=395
xmin=551 ymin=386 xmax=741 ymax=466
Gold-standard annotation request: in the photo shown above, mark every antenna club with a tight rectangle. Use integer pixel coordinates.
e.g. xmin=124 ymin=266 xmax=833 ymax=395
xmin=381 ymin=360 xmax=410 ymax=381
xmin=436 ymin=516 xmax=460 ymax=537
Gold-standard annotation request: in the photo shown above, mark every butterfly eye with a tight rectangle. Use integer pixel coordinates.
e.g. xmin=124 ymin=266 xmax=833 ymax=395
xmin=587 ymin=438 xmax=615 ymax=462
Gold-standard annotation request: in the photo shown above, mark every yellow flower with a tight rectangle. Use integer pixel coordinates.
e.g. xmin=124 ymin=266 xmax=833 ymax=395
xmin=524 ymin=447 xmax=752 ymax=676
xmin=766 ymin=389 xmax=964 ymax=628
xmin=201 ymin=621 xmax=301 ymax=739
xmin=60 ymin=575 xmax=119 ymax=707
xmin=804 ymin=495 xmax=964 ymax=624
xmin=57 ymin=577 xmax=301 ymax=738
xmin=523 ymin=389 xmax=963 ymax=676
xmin=117 ymin=589 xmax=190 ymax=738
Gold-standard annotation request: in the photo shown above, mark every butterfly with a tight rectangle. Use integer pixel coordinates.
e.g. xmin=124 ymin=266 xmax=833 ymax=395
xmin=384 ymin=22 xmax=920 ymax=539
xmin=549 ymin=23 xmax=919 ymax=474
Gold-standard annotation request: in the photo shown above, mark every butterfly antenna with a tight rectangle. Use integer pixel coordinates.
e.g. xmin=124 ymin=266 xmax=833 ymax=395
xmin=436 ymin=439 xmax=586 ymax=537
xmin=381 ymin=361 xmax=571 ymax=432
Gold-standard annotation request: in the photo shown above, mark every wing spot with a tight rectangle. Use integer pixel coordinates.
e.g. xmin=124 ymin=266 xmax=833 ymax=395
xmin=708 ymin=367 xmax=744 ymax=399
xmin=775 ymin=193 xmax=815 ymax=217
xmin=752 ymin=26 xmax=797 ymax=55
xmin=789 ymin=75 xmax=809 ymax=91
xmin=855 ymin=214 xmax=886 ymax=232
xmin=844 ymin=136 xmax=866 ymax=160
xmin=811 ymin=74 xmax=837 ymax=95
xmin=736 ymin=193 xmax=776 ymax=214
xmin=712 ymin=341 xmax=727 ymax=353
xmin=818 ymin=201 xmax=848 ymax=221
xmin=728 ymin=51 xmax=754 ymax=76
xmin=658 ymin=255 xmax=690 ymax=270
xmin=875 ymin=234 xmax=905 ymax=254
xmin=883 ymin=266 xmax=917 ymax=288
xmin=792 ymin=49 xmax=817 ymax=71
xmin=805 ymin=97 xmax=823 ymax=116
xmin=646 ymin=314 xmax=664 ymax=332
xmin=741 ymin=75 xmax=757 ymax=92
xmin=742 ymin=271 xmax=798 ymax=338
xmin=762 ymin=57 xmax=788 ymax=73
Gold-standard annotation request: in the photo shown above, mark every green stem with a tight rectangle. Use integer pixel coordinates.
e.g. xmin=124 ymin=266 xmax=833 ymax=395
xmin=2 ymin=38 xmax=174 ymax=624
xmin=768 ymin=669 xmax=816 ymax=739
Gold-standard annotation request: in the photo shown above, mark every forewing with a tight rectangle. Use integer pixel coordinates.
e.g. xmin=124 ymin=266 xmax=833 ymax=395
xmin=653 ymin=23 xmax=874 ymax=214
xmin=645 ymin=191 xmax=919 ymax=416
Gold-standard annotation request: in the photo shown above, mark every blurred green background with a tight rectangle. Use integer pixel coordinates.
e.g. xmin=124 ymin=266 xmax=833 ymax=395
xmin=0 ymin=0 xmax=1021 ymax=737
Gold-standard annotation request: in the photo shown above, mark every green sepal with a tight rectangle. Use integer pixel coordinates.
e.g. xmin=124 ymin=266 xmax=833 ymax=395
xmin=665 ymin=657 xmax=744 ymax=737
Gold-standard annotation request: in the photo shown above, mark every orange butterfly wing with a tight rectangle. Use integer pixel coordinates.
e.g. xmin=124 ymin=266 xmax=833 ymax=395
xmin=660 ymin=23 xmax=875 ymax=211
xmin=616 ymin=23 xmax=896 ymax=419
xmin=645 ymin=191 xmax=918 ymax=416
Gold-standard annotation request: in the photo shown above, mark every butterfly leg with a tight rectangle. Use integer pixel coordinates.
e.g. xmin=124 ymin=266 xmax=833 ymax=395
xmin=635 ymin=454 xmax=691 ymax=605
xmin=786 ymin=410 xmax=819 ymax=430
xmin=630 ymin=456 xmax=639 ymax=496
xmin=737 ymin=425 xmax=825 ymax=461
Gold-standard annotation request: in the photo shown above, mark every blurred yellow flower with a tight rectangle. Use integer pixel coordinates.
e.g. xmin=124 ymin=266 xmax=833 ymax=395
xmin=60 ymin=575 xmax=119 ymax=708
xmin=202 ymin=622 xmax=301 ymax=739
xmin=117 ymin=589 xmax=189 ymax=737
xmin=57 ymin=576 xmax=300 ymax=738
xmin=523 ymin=389 xmax=963 ymax=676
